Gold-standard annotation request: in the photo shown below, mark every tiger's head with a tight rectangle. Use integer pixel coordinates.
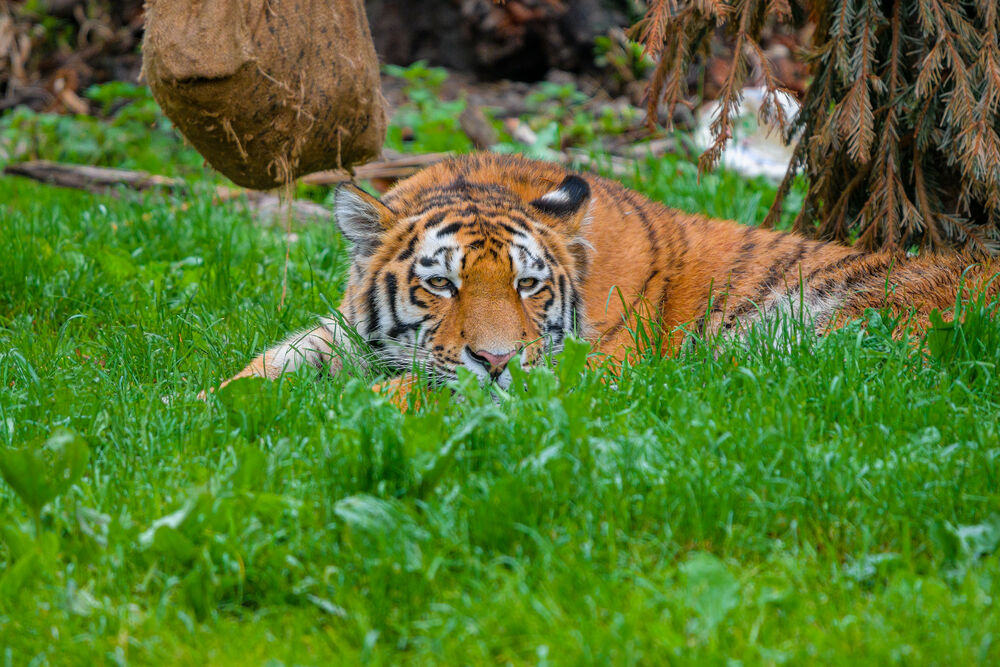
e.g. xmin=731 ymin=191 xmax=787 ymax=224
xmin=333 ymin=170 xmax=592 ymax=388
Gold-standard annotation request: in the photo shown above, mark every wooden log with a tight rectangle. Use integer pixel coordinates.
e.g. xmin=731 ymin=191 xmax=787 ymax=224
xmin=299 ymin=151 xmax=452 ymax=186
xmin=3 ymin=160 xmax=184 ymax=191
xmin=3 ymin=160 xmax=328 ymax=224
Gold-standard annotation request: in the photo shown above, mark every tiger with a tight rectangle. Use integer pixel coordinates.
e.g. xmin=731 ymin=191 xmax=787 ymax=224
xmin=206 ymin=152 xmax=1000 ymax=403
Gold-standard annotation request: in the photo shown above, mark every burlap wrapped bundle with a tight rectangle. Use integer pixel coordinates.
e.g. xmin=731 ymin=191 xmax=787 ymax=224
xmin=142 ymin=0 xmax=386 ymax=189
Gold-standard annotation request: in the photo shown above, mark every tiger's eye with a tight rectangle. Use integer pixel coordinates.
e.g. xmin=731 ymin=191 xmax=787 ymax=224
xmin=427 ymin=276 xmax=452 ymax=290
xmin=517 ymin=277 xmax=539 ymax=290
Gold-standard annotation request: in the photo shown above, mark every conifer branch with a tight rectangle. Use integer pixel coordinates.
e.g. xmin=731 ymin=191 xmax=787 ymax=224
xmin=635 ymin=0 xmax=1000 ymax=253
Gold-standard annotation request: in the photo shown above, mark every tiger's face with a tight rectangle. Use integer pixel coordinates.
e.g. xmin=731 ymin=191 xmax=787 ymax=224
xmin=334 ymin=174 xmax=592 ymax=388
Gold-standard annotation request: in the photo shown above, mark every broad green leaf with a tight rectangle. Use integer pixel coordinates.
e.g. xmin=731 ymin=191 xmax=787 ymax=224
xmin=138 ymin=497 xmax=199 ymax=548
xmin=681 ymin=552 xmax=741 ymax=637
xmin=45 ymin=428 xmax=90 ymax=498
xmin=0 ymin=550 xmax=39 ymax=600
xmin=556 ymin=335 xmax=591 ymax=384
xmin=0 ymin=428 xmax=88 ymax=515
xmin=218 ymin=376 xmax=283 ymax=437
xmin=0 ymin=447 xmax=53 ymax=514
xmin=0 ymin=520 xmax=33 ymax=561
xmin=230 ymin=447 xmax=268 ymax=491
xmin=95 ymin=246 xmax=139 ymax=280
xmin=150 ymin=525 xmax=198 ymax=564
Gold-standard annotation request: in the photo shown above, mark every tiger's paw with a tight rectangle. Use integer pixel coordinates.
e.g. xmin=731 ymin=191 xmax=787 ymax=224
xmin=372 ymin=374 xmax=423 ymax=412
xmin=197 ymin=371 xmax=256 ymax=401
xmin=196 ymin=378 xmax=234 ymax=401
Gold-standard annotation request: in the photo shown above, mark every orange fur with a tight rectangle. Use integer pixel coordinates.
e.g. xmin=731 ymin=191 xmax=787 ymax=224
xmin=209 ymin=154 xmax=1000 ymax=402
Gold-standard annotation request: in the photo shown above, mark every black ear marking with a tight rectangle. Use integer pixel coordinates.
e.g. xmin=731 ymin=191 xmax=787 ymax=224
xmin=529 ymin=175 xmax=591 ymax=217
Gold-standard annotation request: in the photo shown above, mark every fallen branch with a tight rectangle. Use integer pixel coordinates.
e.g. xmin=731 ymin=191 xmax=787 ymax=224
xmin=4 ymin=160 xmax=329 ymax=225
xmin=3 ymin=160 xmax=184 ymax=191
xmin=299 ymin=150 xmax=453 ymax=186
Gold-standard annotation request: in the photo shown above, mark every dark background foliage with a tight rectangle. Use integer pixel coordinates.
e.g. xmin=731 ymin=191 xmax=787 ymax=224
xmin=4 ymin=0 xmax=1000 ymax=254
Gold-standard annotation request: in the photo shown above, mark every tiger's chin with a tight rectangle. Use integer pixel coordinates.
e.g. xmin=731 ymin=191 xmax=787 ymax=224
xmin=457 ymin=347 xmax=517 ymax=390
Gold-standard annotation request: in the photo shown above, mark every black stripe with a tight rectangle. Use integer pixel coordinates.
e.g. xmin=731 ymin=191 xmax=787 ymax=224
xmin=623 ymin=190 xmax=660 ymax=256
xmin=639 ymin=269 xmax=659 ymax=295
xmin=397 ymin=234 xmax=419 ymax=261
xmin=409 ymin=283 xmax=428 ymax=309
xmin=497 ymin=221 xmax=525 ymax=236
xmin=570 ymin=288 xmax=583 ymax=333
xmin=536 ymin=284 xmax=556 ymax=313
xmin=722 ymin=238 xmax=811 ymax=320
xmin=384 ymin=273 xmax=400 ymax=327
xmin=803 ymin=252 xmax=868 ymax=285
xmin=730 ymin=226 xmax=759 ymax=276
xmin=364 ymin=282 xmax=380 ymax=336
xmin=600 ymin=269 xmax=660 ymax=340
xmin=557 ymin=274 xmax=567 ymax=329
xmin=422 ymin=211 xmax=447 ymax=228
xmin=806 ymin=254 xmax=873 ymax=297
xmin=384 ymin=272 xmax=431 ymax=339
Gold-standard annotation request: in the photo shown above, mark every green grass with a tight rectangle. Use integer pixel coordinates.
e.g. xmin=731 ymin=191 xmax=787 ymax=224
xmin=2 ymin=145 xmax=1000 ymax=665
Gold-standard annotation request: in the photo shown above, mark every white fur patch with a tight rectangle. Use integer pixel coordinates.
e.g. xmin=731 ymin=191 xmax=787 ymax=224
xmin=535 ymin=189 xmax=572 ymax=206
xmin=413 ymin=228 xmax=464 ymax=290
xmin=262 ymin=329 xmax=337 ymax=375
xmin=509 ymin=232 xmax=551 ymax=291
xmin=729 ymin=286 xmax=845 ymax=340
xmin=460 ymin=347 xmax=519 ymax=390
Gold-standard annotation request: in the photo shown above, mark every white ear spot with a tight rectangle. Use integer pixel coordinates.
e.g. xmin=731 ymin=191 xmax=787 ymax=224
xmin=529 ymin=175 xmax=590 ymax=217
xmin=536 ymin=189 xmax=572 ymax=206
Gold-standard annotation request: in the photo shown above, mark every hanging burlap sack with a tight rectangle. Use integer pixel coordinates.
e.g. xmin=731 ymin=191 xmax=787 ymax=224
xmin=142 ymin=0 xmax=386 ymax=189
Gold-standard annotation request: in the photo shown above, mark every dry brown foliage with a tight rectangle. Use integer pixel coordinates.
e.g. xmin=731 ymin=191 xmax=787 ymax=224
xmin=635 ymin=0 xmax=1000 ymax=254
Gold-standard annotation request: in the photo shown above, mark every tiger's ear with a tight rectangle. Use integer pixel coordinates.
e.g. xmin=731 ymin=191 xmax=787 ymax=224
xmin=529 ymin=175 xmax=591 ymax=235
xmin=334 ymin=183 xmax=396 ymax=256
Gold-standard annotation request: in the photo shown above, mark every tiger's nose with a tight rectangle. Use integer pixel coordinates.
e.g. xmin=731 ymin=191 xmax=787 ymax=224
xmin=467 ymin=347 xmax=518 ymax=377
